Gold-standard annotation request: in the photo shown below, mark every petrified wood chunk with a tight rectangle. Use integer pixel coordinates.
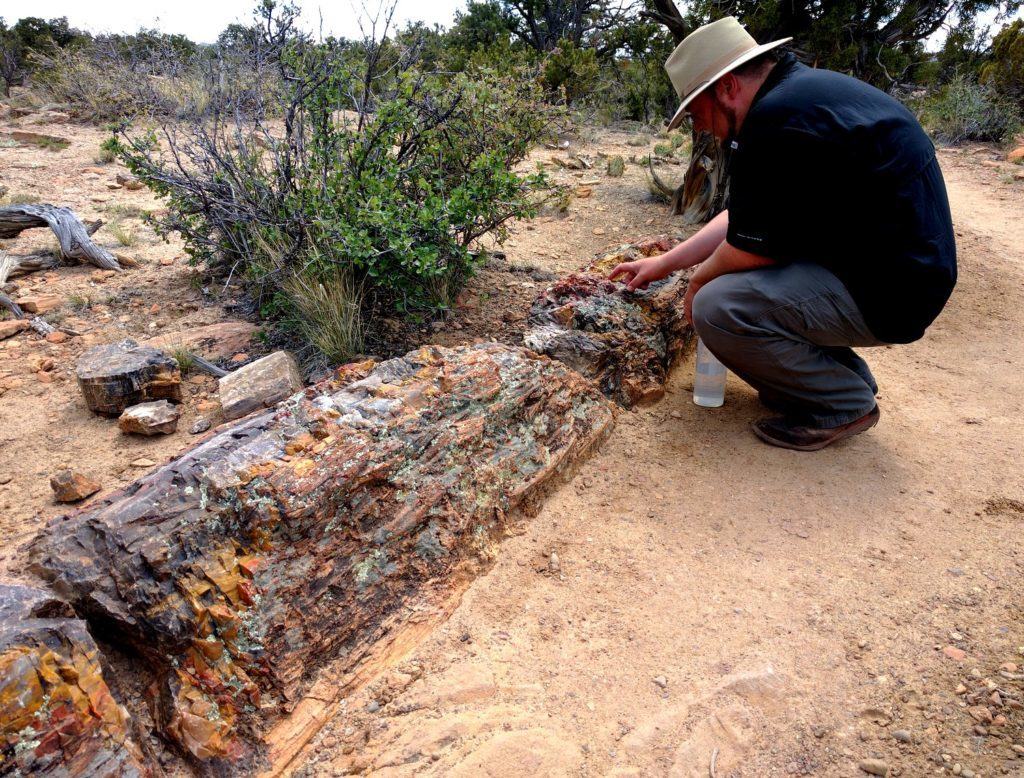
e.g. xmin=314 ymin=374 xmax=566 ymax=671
xmin=118 ymin=400 xmax=180 ymax=436
xmin=50 ymin=470 xmax=102 ymax=503
xmin=31 ymin=344 xmax=614 ymax=765
xmin=0 ymin=584 xmax=145 ymax=776
xmin=76 ymin=338 xmax=183 ymax=416
xmin=219 ymin=350 xmax=303 ymax=421
xmin=524 ymin=235 xmax=692 ymax=407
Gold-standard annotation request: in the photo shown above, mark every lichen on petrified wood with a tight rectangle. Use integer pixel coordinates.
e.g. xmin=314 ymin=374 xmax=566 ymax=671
xmin=0 ymin=584 xmax=145 ymax=776
xmin=524 ymin=235 xmax=692 ymax=407
xmin=30 ymin=343 xmax=614 ymax=766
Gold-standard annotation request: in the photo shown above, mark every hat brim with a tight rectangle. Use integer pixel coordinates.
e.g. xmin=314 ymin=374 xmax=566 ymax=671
xmin=666 ymin=38 xmax=793 ymax=132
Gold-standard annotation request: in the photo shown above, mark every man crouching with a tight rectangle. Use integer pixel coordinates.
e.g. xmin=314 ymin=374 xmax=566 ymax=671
xmin=610 ymin=17 xmax=956 ymax=451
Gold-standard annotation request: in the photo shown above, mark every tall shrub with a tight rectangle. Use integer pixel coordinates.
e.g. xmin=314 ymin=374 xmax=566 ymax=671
xmin=113 ymin=2 xmax=549 ymax=362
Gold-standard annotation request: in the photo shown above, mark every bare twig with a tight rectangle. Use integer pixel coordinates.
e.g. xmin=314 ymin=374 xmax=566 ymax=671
xmin=190 ymin=353 xmax=229 ymax=379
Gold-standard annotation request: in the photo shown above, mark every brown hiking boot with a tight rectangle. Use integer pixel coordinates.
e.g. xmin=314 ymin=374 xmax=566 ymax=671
xmin=752 ymin=406 xmax=880 ymax=452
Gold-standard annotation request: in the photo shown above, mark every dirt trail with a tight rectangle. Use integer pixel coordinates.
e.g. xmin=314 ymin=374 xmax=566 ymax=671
xmin=294 ymin=148 xmax=1024 ymax=776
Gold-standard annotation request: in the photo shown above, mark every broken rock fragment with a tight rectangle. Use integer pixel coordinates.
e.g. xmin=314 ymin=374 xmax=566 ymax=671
xmin=0 ymin=319 xmax=29 ymax=340
xmin=31 ymin=343 xmax=614 ymax=764
xmin=76 ymin=338 xmax=182 ymax=415
xmin=525 ymin=235 xmax=692 ymax=407
xmin=13 ymin=293 xmax=61 ymax=314
xmin=49 ymin=470 xmax=101 ymax=502
xmin=118 ymin=399 xmax=180 ymax=436
xmin=0 ymin=584 xmax=145 ymax=776
xmin=218 ymin=349 xmax=303 ymax=421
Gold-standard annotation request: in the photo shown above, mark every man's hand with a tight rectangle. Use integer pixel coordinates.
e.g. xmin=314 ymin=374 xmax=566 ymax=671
xmin=608 ymin=255 xmax=669 ymax=291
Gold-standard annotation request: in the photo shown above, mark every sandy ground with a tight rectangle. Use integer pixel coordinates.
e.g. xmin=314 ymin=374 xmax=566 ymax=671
xmin=1 ymin=114 xmax=1023 ymax=778
xmin=289 ymin=148 xmax=1024 ymax=777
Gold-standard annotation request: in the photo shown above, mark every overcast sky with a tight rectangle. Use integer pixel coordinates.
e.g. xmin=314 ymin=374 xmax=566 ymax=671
xmin=1 ymin=1 xmax=468 ymax=43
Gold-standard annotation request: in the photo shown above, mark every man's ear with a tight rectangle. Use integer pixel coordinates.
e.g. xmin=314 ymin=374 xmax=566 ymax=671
xmin=717 ymin=73 xmax=741 ymax=100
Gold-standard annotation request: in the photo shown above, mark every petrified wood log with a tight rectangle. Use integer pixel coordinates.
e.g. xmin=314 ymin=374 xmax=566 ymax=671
xmin=0 ymin=204 xmax=121 ymax=271
xmin=524 ymin=235 xmax=692 ymax=407
xmin=77 ymin=339 xmax=183 ymax=416
xmin=0 ymin=584 xmax=145 ymax=776
xmin=30 ymin=344 xmax=614 ymax=767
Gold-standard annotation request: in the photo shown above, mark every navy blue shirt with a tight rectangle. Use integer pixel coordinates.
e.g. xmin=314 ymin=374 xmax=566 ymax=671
xmin=727 ymin=54 xmax=957 ymax=344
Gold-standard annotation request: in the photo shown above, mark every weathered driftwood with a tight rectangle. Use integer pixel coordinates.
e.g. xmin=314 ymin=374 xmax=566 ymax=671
xmin=525 ymin=235 xmax=692 ymax=408
xmin=76 ymin=339 xmax=183 ymax=415
xmin=0 ymin=584 xmax=146 ymax=776
xmin=0 ymin=204 xmax=121 ymax=271
xmin=31 ymin=343 xmax=614 ymax=767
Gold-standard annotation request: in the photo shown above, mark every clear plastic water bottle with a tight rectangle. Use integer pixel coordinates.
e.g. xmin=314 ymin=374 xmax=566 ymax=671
xmin=693 ymin=337 xmax=726 ymax=407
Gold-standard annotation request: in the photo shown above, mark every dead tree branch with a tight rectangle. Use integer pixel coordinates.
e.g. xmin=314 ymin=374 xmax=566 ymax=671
xmin=0 ymin=204 xmax=121 ymax=270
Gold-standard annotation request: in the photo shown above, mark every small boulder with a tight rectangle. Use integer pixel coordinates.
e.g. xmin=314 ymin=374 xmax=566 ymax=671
xmin=189 ymin=417 xmax=212 ymax=434
xmin=50 ymin=470 xmax=101 ymax=502
xmin=0 ymin=319 xmax=29 ymax=340
xmin=118 ymin=400 xmax=180 ymax=436
xmin=1008 ymin=146 xmax=1024 ymax=164
xmin=219 ymin=350 xmax=303 ymax=421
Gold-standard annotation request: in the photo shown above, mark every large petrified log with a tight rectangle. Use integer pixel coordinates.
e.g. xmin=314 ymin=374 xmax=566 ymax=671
xmin=524 ymin=235 xmax=692 ymax=407
xmin=0 ymin=584 xmax=145 ymax=776
xmin=30 ymin=343 xmax=614 ymax=767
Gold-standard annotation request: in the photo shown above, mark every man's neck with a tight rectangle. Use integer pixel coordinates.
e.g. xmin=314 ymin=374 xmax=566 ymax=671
xmin=734 ymin=61 xmax=778 ymax=134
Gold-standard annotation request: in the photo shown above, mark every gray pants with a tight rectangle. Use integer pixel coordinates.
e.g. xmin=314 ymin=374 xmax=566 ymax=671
xmin=691 ymin=263 xmax=884 ymax=427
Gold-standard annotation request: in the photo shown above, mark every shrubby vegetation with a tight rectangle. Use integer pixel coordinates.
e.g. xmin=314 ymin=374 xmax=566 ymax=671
xmin=111 ymin=3 xmax=550 ymax=363
xmin=912 ymin=75 xmax=1022 ymax=143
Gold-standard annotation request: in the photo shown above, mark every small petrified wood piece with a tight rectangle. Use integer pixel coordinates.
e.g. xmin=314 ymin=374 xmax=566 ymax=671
xmin=50 ymin=470 xmax=102 ymax=502
xmin=31 ymin=343 xmax=614 ymax=765
xmin=219 ymin=351 xmax=303 ymax=421
xmin=525 ymin=235 xmax=692 ymax=407
xmin=76 ymin=339 xmax=183 ymax=416
xmin=118 ymin=400 xmax=180 ymax=436
xmin=0 ymin=584 xmax=146 ymax=776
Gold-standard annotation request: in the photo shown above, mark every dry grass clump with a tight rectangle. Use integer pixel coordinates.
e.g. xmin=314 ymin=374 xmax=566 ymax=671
xmin=110 ymin=221 xmax=137 ymax=247
xmin=285 ymin=271 xmax=365 ymax=366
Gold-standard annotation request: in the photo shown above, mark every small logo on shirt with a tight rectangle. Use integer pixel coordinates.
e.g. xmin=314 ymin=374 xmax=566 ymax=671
xmin=734 ymin=232 xmax=764 ymax=243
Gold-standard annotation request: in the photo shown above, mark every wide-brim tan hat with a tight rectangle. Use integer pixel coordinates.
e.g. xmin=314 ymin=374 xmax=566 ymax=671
xmin=665 ymin=16 xmax=791 ymax=131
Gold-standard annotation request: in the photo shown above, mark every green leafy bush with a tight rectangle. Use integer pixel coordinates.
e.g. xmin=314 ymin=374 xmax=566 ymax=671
xmin=914 ymin=75 xmax=1022 ymax=144
xmin=113 ymin=3 xmax=549 ymax=363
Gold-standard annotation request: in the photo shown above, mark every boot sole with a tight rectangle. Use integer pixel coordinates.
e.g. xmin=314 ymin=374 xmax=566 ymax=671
xmin=752 ymin=409 xmax=880 ymax=452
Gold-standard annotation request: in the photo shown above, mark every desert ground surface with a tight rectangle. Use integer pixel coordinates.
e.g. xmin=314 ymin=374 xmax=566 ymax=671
xmin=1 ymin=115 xmax=1023 ymax=777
